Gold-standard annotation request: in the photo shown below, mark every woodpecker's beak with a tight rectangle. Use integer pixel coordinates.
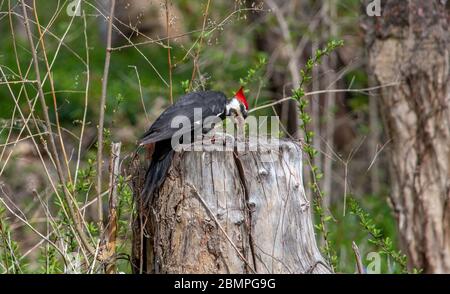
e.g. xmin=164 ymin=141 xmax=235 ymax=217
xmin=242 ymin=107 xmax=248 ymax=119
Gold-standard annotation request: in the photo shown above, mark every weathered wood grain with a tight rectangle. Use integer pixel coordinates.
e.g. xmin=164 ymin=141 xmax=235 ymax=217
xmin=132 ymin=139 xmax=331 ymax=274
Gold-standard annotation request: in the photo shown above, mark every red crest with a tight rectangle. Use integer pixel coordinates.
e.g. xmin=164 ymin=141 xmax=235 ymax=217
xmin=235 ymin=86 xmax=248 ymax=110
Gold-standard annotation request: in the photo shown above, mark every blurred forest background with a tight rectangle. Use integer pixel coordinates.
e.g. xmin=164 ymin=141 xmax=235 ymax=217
xmin=0 ymin=0 xmax=448 ymax=274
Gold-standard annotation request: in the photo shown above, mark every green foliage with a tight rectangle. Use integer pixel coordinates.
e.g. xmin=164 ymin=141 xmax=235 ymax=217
xmin=292 ymin=40 xmax=412 ymax=273
xmin=292 ymin=40 xmax=344 ymax=271
xmin=299 ymin=40 xmax=344 ymax=89
xmin=0 ymin=203 xmax=27 ymax=273
xmin=238 ymin=53 xmax=267 ymax=88
xmin=348 ymin=198 xmax=420 ymax=273
xmin=38 ymin=245 xmax=62 ymax=274
xmin=73 ymin=157 xmax=96 ymax=194
xmin=181 ymin=80 xmax=190 ymax=93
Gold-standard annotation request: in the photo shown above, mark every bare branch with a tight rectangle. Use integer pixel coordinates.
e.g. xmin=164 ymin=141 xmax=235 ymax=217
xmin=352 ymin=241 xmax=364 ymax=274
xmin=96 ymin=0 xmax=116 ymax=235
xmin=104 ymin=142 xmax=121 ymax=274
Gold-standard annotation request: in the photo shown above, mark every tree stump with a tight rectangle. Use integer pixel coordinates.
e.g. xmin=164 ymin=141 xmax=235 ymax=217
xmin=131 ymin=139 xmax=331 ymax=274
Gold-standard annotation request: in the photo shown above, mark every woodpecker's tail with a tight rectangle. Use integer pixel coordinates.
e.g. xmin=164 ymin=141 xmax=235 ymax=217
xmin=141 ymin=140 xmax=174 ymax=206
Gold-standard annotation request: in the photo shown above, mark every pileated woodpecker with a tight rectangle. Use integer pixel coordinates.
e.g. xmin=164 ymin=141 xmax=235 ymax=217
xmin=139 ymin=87 xmax=249 ymax=205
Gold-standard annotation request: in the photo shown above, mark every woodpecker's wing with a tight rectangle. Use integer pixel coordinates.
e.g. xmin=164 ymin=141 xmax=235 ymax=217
xmin=140 ymin=91 xmax=227 ymax=145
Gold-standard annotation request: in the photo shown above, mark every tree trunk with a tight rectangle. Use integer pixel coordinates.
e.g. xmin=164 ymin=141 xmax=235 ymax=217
xmin=365 ymin=0 xmax=450 ymax=273
xmin=131 ymin=140 xmax=331 ymax=274
xmin=247 ymin=0 xmax=300 ymax=139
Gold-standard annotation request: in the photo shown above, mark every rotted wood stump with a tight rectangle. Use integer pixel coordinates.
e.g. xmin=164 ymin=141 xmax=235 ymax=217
xmin=131 ymin=139 xmax=331 ymax=274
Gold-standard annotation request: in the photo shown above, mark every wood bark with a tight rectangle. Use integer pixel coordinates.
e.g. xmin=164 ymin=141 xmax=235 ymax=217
xmin=365 ymin=0 xmax=450 ymax=273
xmin=131 ymin=140 xmax=331 ymax=274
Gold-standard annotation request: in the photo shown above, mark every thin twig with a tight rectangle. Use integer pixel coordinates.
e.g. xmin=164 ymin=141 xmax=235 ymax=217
xmin=105 ymin=142 xmax=121 ymax=274
xmin=0 ymin=80 xmax=37 ymax=85
xmin=111 ymin=7 xmax=263 ymax=52
xmin=97 ymin=0 xmax=116 ymax=235
xmin=128 ymin=66 xmax=149 ymax=123
xmin=165 ymin=0 xmax=173 ymax=104
xmin=352 ymin=241 xmax=364 ymax=274
xmin=2 ymin=4 xmax=94 ymax=264
xmin=74 ymin=11 xmax=90 ymax=185
xmin=83 ymin=1 xmax=168 ymax=87
xmin=20 ymin=0 xmax=96 ymax=256
xmin=189 ymin=0 xmax=211 ymax=90
xmin=265 ymin=0 xmax=300 ymax=87
xmin=366 ymin=139 xmax=391 ymax=172
xmin=0 ymin=66 xmax=89 ymax=260
xmin=249 ymin=82 xmax=400 ymax=113
xmin=32 ymin=0 xmax=73 ymax=183
xmin=0 ymin=197 xmax=66 ymax=262
xmin=338 ymin=136 xmax=366 ymax=217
